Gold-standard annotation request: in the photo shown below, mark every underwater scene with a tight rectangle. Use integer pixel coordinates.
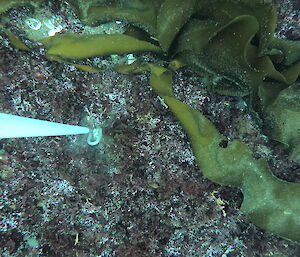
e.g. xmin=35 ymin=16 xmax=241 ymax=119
xmin=0 ymin=0 xmax=299 ymax=256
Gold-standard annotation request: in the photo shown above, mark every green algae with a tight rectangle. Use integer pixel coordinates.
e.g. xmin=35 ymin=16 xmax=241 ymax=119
xmin=0 ymin=0 xmax=43 ymax=14
xmin=269 ymin=38 xmax=300 ymax=66
xmin=74 ymin=0 xmax=162 ymax=35
xmin=59 ymin=0 xmax=300 ymax=97
xmin=148 ymin=64 xmax=300 ymax=244
xmin=156 ymin=0 xmax=197 ymax=51
xmin=39 ymin=33 xmax=162 ymax=60
xmin=5 ymin=30 xmax=30 ymax=51
xmin=265 ymin=83 xmax=300 ymax=163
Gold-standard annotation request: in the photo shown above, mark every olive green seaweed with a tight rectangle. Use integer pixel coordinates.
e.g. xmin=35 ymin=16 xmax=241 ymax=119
xmin=5 ymin=30 xmax=30 ymax=51
xmin=149 ymin=65 xmax=300 ymax=243
xmin=0 ymin=0 xmax=43 ymax=14
xmin=39 ymin=33 xmax=162 ymax=60
xmin=269 ymin=38 xmax=300 ymax=66
xmin=75 ymin=0 xmax=162 ymax=34
xmin=265 ymin=83 xmax=300 ymax=163
xmin=2 ymin=0 xmax=300 ymax=244
xmin=156 ymin=0 xmax=197 ymax=51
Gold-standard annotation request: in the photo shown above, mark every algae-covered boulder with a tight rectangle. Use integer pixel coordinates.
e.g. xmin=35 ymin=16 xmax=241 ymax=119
xmin=2 ymin=0 xmax=300 ymax=245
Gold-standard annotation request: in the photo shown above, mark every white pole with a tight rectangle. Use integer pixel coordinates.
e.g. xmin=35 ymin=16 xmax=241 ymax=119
xmin=0 ymin=113 xmax=90 ymax=139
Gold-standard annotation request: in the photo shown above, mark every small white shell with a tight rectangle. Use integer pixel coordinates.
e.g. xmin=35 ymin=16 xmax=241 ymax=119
xmin=25 ymin=18 xmax=42 ymax=30
xmin=87 ymin=128 xmax=102 ymax=146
